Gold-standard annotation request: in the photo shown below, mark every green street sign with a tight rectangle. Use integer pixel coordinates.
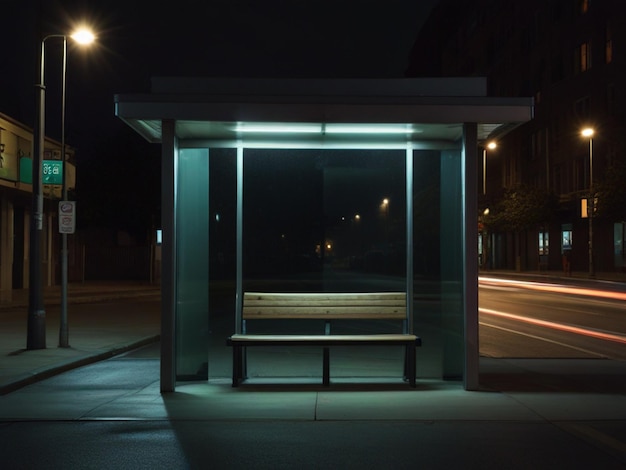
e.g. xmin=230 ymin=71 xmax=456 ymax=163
xmin=42 ymin=160 xmax=63 ymax=185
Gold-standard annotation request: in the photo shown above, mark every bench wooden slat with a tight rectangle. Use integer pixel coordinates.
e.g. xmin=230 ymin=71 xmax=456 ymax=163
xmin=243 ymin=292 xmax=407 ymax=320
xmin=243 ymin=307 xmax=406 ymax=320
xmin=244 ymin=299 xmax=406 ymax=307
xmin=229 ymin=333 xmax=419 ymax=343
xmin=245 ymin=292 xmax=405 ymax=301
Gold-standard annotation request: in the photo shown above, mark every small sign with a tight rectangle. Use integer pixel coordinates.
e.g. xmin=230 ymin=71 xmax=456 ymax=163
xmin=59 ymin=201 xmax=76 ymax=234
xmin=43 ymin=160 xmax=63 ymax=185
xmin=581 ymin=197 xmax=597 ymax=218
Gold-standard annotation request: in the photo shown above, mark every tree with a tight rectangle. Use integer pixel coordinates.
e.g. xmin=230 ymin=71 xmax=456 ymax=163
xmin=498 ymin=185 xmax=557 ymax=232
xmin=595 ymin=161 xmax=626 ymax=222
xmin=483 ymin=185 xmax=557 ymax=270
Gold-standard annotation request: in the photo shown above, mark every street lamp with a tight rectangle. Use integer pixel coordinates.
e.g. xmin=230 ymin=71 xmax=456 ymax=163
xmin=581 ymin=127 xmax=594 ymax=278
xmin=27 ymin=28 xmax=95 ymax=350
xmin=381 ymin=198 xmax=390 ymax=222
xmin=482 ymin=141 xmax=496 ymax=195
xmin=479 ymin=206 xmax=491 ymax=270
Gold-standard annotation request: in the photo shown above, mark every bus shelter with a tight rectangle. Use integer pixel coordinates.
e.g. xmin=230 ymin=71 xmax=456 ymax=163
xmin=115 ymin=78 xmax=533 ymax=392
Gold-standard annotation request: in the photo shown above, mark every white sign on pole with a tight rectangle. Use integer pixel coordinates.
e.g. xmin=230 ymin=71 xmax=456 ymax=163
xmin=59 ymin=201 xmax=76 ymax=234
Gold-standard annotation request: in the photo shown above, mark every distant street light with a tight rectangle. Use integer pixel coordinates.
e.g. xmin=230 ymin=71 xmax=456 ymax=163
xmin=581 ymin=127 xmax=595 ymax=278
xmin=28 ymin=28 xmax=95 ymax=350
xmin=381 ymin=198 xmax=390 ymax=222
xmin=380 ymin=198 xmax=390 ymax=242
xmin=480 ymin=207 xmax=491 ymax=270
xmin=482 ymin=141 xmax=497 ymax=195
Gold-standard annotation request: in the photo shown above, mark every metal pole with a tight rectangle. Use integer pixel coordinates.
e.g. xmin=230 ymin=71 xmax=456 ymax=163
xmin=27 ymin=37 xmax=47 ymax=350
xmin=235 ymin=146 xmax=243 ymax=334
xmin=588 ymin=137 xmax=594 ymax=278
xmin=405 ymin=146 xmax=413 ymax=334
xmin=60 ymin=36 xmax=69 ymax=347
xmin=482 ymin=148 xmax=486 ymax=195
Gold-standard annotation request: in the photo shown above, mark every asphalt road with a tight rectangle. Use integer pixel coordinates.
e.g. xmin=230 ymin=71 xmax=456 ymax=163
xmin=5 ymin=419 xmax=622 ymax=470
xmin=479 ymin=278 xmax=626 ymax=359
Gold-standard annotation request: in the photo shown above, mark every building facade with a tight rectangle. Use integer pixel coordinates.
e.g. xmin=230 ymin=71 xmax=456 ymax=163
xmin=408 ymin=0 xmax=626 ymax=273
xmin=0 ymin=112 xmax=76 ymax=302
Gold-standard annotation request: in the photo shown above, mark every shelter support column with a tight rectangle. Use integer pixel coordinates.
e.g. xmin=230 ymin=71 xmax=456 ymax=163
xmin=405 ymin=147 xmax=413 ymax=333
xmin=235 ymin=146 xmax=243 ymax=333
xmin=463 ymin=123 xmax=479 ymax=391
xmin=0 ymin=198 xmax=14 ymax=303
xmin=160 ymin=119 xmax=177 ymax=392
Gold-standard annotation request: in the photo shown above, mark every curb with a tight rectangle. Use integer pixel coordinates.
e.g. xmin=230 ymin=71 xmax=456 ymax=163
xmin=0 ymin=335 xmax=160 ymax=396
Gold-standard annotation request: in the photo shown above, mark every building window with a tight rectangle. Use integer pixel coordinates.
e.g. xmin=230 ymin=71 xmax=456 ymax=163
xmin=606 ymin=25 xmax=613 ymax=64
xmin=606 ymin=83 xmax=616 ymax=115
xmin=575 ymin=42 xmax=591 ymax=73
xmin=607 ymin=142 xmax=617 ymax=167
xmin=562 ymin=225 xmax=573 ymax=252
xmin=551 ymin=2 xmax=563 ymax=21
xmin=615 ymin=222 xmax=625 ymax=269
xmin=551 ymin=117 xmax=561 ymax=152
xmin=575 ymin=157 xmax=586 ymax=192
xmin=574 ymin=96 xmax=590 ymax=119
xmin=539 ymin=230 xmax=549 ymax=270
xmin=551 ymin=55 xmax=564 ymax=83
xmin=579 ymin=0 xmax=589 ymax=14
xmin=539 ymin=231 xmax=549 ymax=255
xmin=531 ymin=128 xmax=545 ymax=161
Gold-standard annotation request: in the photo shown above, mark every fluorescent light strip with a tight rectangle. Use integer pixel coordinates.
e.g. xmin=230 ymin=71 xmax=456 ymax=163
xmin=233 ymin=123 xmax=421 ymax=135
xmin=325 ymin=124 xmax=420 ymax=134
xmin=233 ymin=123 xmax=321 ymax=133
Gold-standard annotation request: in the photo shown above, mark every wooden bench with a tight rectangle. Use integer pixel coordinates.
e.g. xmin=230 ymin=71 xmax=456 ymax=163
xmin=226 ymin=292 xmax=421 ymax=387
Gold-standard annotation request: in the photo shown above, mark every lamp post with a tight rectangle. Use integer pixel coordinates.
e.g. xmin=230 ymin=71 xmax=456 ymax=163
xmin=482 ymin=141 xmax=496 ymax=195
xmin=27 ymin=29 xmax=94 ymax=350
xmin=581 ymin=127 xmax=595 ymax=278
xmin=480 ymin=142 xmax=496 ymax=270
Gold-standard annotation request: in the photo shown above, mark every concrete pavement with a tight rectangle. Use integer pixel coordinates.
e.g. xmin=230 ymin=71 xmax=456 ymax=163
xmin=0 ymin=274 xmax=624 ymax=467
xmin=0 ymin=281 xmax=161 ymax=394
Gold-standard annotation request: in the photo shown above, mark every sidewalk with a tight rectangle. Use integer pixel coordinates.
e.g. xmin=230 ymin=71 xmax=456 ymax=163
xmin=0 ymin=276 xmax=624 ymax=466
xmin=1 ymin=272 xmax=624 ymax=397
xmin=0 ymin=281 xmax=161 ymax=395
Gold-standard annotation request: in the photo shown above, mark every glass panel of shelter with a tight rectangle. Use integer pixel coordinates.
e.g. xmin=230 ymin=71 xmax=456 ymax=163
xmin=240 ymin=149 xmax=408 ymax=378
xmin=197 ymin=144 xmax=465 ymax=382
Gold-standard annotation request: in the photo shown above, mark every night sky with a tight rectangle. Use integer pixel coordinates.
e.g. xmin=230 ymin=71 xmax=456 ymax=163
xmin=2 ymin=0 xmax=438 ymax=237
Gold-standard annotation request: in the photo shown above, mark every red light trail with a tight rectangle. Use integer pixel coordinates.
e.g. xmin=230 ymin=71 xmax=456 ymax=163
xmin=479 ymin=276 xmax=626 ymax=302
xmin=480 ymin=308 xmax=626 ymax=345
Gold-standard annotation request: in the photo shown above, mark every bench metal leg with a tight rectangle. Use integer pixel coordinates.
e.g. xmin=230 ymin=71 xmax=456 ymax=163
xmin=404 ymin=344 xmax=416 ymax=388
xmin=242 ymin=346 xmax=248 ymax=381
xmin=323 ymin=347 xmax=330 ymax=386
xmin=404 ymin=346 xmax=409 ymax=380
xmin=232 ymin=345 xmax=241 ymax=387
